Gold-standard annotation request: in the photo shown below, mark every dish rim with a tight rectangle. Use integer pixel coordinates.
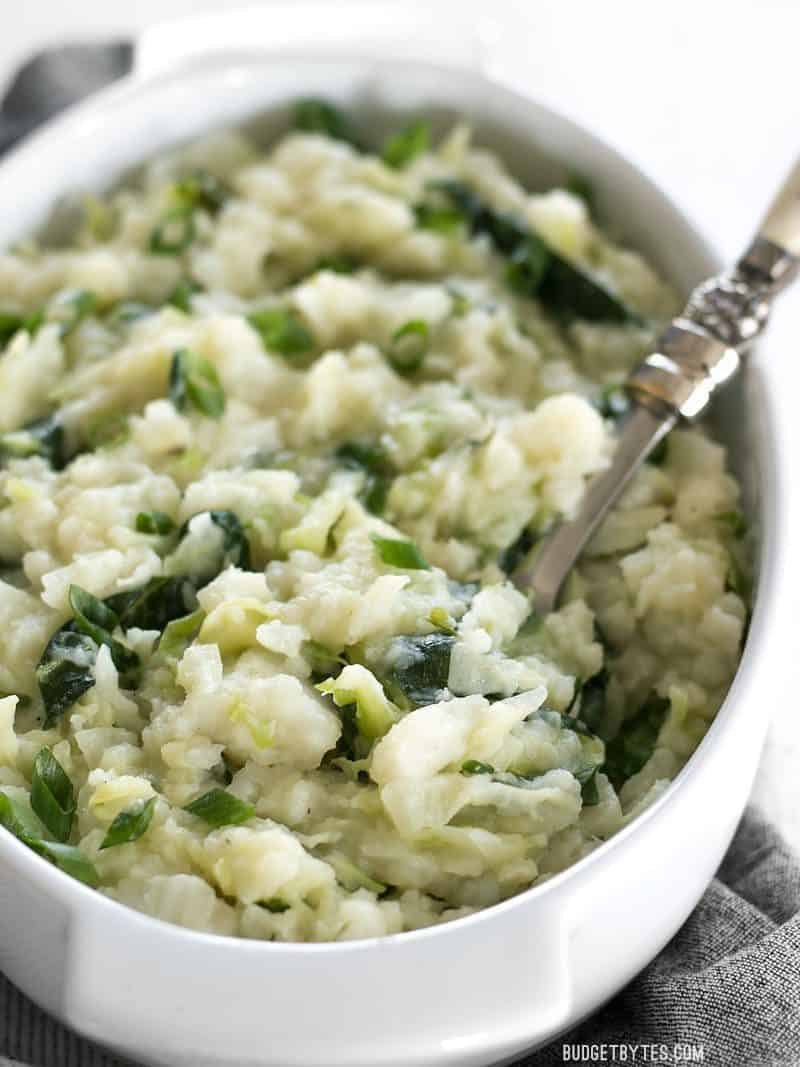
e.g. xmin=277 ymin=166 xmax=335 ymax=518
xmin=0 ymin=50 xmax=781 ymax=954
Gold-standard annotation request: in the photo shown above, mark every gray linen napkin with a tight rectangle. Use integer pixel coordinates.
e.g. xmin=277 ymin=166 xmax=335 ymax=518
xmin=2 ymin=44 xmax=799 ymax=1067
xmin=2 ymin=808 xmax=800 ymax=1067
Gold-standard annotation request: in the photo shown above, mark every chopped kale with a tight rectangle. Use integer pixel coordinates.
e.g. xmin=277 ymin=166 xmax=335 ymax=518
xmin=498 ymin=524 xmax=538 ymax=574
xmin=384 ymin=633 xmax=454 ymax=708
xmin=0 ymin=415 xmax=69 ymax=470
xmin=335 ymin=440 xmax=394 ymax=515
xmin=432 ymin=179 xmax=637 ymax=323
xmin=293 ymin=98 xmax=361 ymax=148
xmin=36 ymin=629 xmax=101 ymax=729
xmin=602 ymin=693 xmax=670 ymax=789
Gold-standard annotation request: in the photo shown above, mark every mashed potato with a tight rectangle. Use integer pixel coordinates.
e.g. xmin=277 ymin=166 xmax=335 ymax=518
xmin=0 ymin=105 xmax=748 ymax=941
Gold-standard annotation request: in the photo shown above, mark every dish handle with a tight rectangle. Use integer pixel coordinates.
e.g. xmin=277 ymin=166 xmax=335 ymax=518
xmin=134 ymin=3 xmax=503 ymax=82
xmin=62 ymin=893 xmax=575 ymax=1066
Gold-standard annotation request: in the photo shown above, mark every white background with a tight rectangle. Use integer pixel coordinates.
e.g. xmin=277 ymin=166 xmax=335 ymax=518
xmin=1 ymin=0 xmax=799 ymax=846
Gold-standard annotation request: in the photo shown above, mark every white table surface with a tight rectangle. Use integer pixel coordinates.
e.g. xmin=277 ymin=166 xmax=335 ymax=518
xmin=1 ymin=0 xmax=799 ymax=849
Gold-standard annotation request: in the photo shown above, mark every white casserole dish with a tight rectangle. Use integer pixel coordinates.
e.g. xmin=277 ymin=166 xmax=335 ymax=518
xmin=0 ymin=7 xmax=788 ymax=1066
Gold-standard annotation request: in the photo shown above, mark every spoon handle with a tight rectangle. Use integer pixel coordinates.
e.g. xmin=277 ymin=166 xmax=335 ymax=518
xmin=756 ymin=157 xmax=800 ymax=260
xmin=514 ymin=160 xmax=800 ymax=614
xmin=512 ymin=403 xmax=674 ymax=613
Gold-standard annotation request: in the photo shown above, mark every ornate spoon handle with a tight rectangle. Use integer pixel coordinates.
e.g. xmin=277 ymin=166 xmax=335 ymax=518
xmin=514 ymin=159 xmax=800 ymax=613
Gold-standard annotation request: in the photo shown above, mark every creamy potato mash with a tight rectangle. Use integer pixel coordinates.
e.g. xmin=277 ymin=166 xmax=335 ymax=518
xmin=0 ymin=104 xmax=748 ymax=940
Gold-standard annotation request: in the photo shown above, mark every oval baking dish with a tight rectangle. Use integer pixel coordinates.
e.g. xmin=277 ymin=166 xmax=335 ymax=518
xmin=0 ymin=10 xmax=786 ymax=1067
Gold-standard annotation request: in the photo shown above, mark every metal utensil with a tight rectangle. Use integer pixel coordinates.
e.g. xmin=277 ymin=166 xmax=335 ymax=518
xmin=513 ymin=160 xmax=800 ymax=613
xmin=0 ymin=41 xmax=131 ymax=154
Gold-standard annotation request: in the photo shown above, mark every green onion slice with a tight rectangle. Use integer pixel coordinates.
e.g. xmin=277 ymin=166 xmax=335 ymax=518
xmin=461 ymin=760 xmax=495 ymax=776
xmin=149 ymin=208 xmax=196 ymax=255
xmin=370 ymin=533 xmax=431 ymax=570
xmin=31 ymin=748 xmax=76 ymax=842
xmin=135 ymin=511 xmax=176 ymax=536
xmin=183 ymin=788 xmax=255 ymax=828
xmin=388 ymin=320 xmax=429 ymax=376
xmin=247 ymin=307 xmax=314 ymax=360
xmin=99 ymin=796 xmax=157 ymax=850
xmin=169 ymin=348 xmax=226 ymax=418
xmin=382 ymin=119 xmax=430 ymax=168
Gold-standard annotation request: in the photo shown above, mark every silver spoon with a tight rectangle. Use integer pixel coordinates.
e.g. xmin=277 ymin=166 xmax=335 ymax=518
xmin=513 ymin=160 xmax=800 ymax=613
